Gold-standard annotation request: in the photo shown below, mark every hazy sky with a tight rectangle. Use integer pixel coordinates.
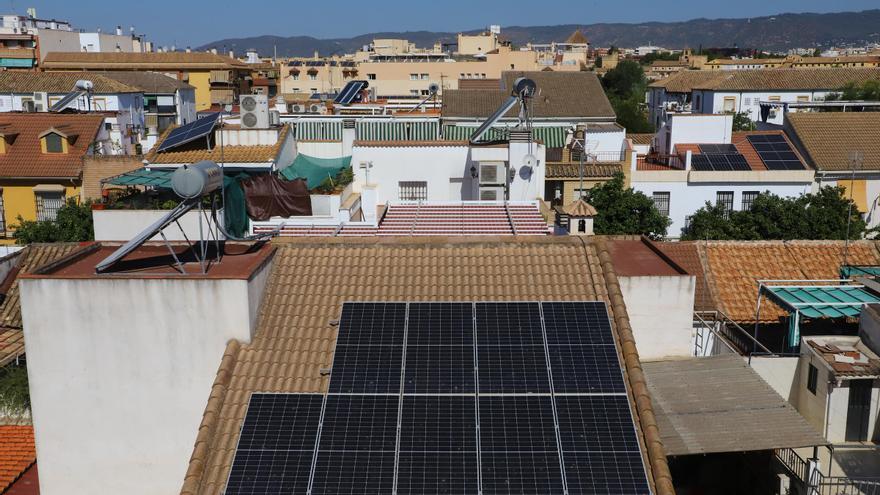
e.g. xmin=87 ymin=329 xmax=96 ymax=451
xmin=17 ymin=0 xmax=880 ymax=47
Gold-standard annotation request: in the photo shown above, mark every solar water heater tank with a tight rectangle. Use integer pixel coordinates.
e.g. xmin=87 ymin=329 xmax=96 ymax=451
xmin=171 ymin=160 xmax=223 ymax=199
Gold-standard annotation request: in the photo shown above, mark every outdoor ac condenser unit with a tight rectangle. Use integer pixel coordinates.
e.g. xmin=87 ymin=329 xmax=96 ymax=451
xmin=239 ymin=94 xmax=269 ymax=129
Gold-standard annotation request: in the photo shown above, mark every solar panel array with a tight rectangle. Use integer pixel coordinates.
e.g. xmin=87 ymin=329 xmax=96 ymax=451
xmin=226 ymin=302 xmax=651 ymax=494
xmin=334 ymin=80 xmax=368 ymax=105
xmin=156 ymin=112 xmax=221 ymax=152
xmin=746 ymin=134 xmax=805 ymax=170
xmin=698 ymin=144 xmax=737 ymax=154
xmin=690 ymin=152 xmax=751 ymax=171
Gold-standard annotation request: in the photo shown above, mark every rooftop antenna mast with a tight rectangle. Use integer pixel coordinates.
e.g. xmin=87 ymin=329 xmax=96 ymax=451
xmin=843 ymin=150 xmax=864 ymax=272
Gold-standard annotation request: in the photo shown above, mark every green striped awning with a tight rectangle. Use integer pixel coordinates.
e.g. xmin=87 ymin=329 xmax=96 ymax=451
xmin=294 ymin=120 xmax=342 ymax=141
xmin=764 ymin=285 xmax=880 ymax=319
xmin=840 ymin=265 xmax=880 ymax=278
xmin=442 ymin=125 xmax=567 ymax=147
xmin=356 ymin=120 xmax=439 ymax=141
xmin=103 ymin=168 xmax=174 ymax=188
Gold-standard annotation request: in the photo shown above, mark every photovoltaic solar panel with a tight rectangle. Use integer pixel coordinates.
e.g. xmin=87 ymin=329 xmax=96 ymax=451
xmin=747 ymin=134 xmax=805 ymax=171
xmin=226 ymin=302 xmax=651 ymax=494
xmin=334 ymin=80 xmax=367 ymax=105
xmin=690 ymin=154 xmax=712 ymax=171
xmin=156 ymin=112 xmax=220 ymax=152
xmin=699 ymin=143 xmax=737 ymax=154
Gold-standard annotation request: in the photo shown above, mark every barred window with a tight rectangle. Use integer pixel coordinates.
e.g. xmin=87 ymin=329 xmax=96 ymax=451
xmin=741 ymin=191 xmax=759 ymax=211
xmin=35 ymin=191 xmax=64 ymax=221
xmin=716 ymin=191 xmax=734 ymax=216
xmin=399 ymin=181 xmax=427 ymax=201
xmin=652 ymin=191 xmax=670 ymax=217
xmin=807 ymin=363 xmax=818 ymax=395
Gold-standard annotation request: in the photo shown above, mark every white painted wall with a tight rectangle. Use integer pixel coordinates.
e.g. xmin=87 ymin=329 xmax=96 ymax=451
xmin=663 ymin=114 xmax=731 ymax=155
xmin=92 ymin=209 xmax=225 ymax=241
xmin=795 ymin=347 xmax=832 ymax=439
xmin=750 ymin=356 xmax=800 ymax=403
xmin=20 ymin=263 xmax=273 ymax=495
xmin=295 ymin=141 xmax=346 ymax=159
xmin=695 ymin=89 xmax=836 ymax=125
xmin=175 ymin=88 xmax=197 ymax=125
xmin=618 ymin=275 xmax=696 ymax=359
xmin=631 ymin=173 xmax=813 ymax=237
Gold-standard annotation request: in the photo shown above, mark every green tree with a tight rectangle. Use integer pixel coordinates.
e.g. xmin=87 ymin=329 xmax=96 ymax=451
xmin=730 ymin=111 xmax=756 ymax=131
xmin=601 ymin=61 xmax=654 ymax=132
xmin=585 ymin=172 xmax=670 ymax=238
xmin=0 ymin=364 xmax=30 ymax=417
xmin=681 ymin=188 xmax=866 ymax=240
xmin=13 ymin=198 xmax=95 ymax=244
xmin=826 ymin=80 xmax=880 ymax=102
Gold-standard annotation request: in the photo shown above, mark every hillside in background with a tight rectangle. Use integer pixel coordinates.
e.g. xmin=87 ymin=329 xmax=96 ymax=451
xmin=197 ymin=10 xmax=880 ymax=57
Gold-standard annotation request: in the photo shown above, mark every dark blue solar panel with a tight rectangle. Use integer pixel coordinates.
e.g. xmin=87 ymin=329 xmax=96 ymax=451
xmin=564 ymin=451 xmax=651 ymax=494
xmin=328 ymin=345 xmax=403 ymax=393
xmin=699 ymin=143 xmax=737 ymax=154
xmin=476 ymin=302 xmax=545 ymax=345
xmin=691 ymin=154 xmax=712 ymax=171
xmin=555 ymin=396 xmax=641 ymax=452
xmin=235 ymin=394 xmax=323 ymax=450
xmin=336 ymin=302 xmax=406 ymax=346
xmin=400 ymin=396 xmax=477 ymax=451
xmin=317 ymin=395 xmax=399 ymax=451
xmin=480 ymin=452 xmax=565 ymax=495
xmin=334 ymin=80 xmax=367 ymax=104
xmin=404 ymin=345 xmax=475 ymax=393
xmin=747 ymin=134 xmax=804 ymax=171
xmin=542 ymin=302 xmax=613 ymax=345
xmin=397 ymin=451 xmax=480 ymax=495
xmin=477 ymin=345 xmax=551 ymax=393
xmin=549 ymin=345 xmax=626 ymax=393
xmin=406 ymin=302 xmax=473 ymax=345
xmin=156 ymin=112 xmax=220 ymax=152
xmin=311 ymin=451 xmax=396 ymax=495
xmin=226 ymin=449 xmax=315 ymax=495
xmin=479 ymin=396 xmax=558 ymax=451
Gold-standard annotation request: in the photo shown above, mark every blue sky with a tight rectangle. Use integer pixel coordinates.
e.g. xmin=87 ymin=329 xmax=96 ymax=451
xmin=19 ymin=1 xmax=880 ymax=47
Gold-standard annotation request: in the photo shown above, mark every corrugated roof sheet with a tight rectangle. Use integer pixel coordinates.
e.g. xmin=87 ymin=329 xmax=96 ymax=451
xmin=644 ymin=354 xmax=828 ymax=456
xmin=443 ymin=71 xmax=615 ymax=119
xmin=180 ymin=236 xmax=674 ymax=495
xmin=786 ymin=112 xmax=880 ymax=172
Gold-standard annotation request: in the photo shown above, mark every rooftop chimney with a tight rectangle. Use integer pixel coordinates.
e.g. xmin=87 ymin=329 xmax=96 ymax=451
xmin=186 ymin=46 xmax=191 ymax=53
xmin=116 ymin=25 xmax=122 ymax=36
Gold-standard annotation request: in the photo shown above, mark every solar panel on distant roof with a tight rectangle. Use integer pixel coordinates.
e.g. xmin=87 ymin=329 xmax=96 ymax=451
xmin=334 ymin=80 xmax=367 ymax=105
xmin=699 ymin=143 xmax=737 ymax=154
xmin=747 ymin=134 xmax=805 ymax=170
xmin=156 ymin=112 xmax=220 ymax=152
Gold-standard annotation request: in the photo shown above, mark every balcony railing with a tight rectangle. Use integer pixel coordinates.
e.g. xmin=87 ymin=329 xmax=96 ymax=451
xmin=571 ymin=150 xmax=627 ymax=163
xmin=636 ymin=153 xmax=685 ymax=171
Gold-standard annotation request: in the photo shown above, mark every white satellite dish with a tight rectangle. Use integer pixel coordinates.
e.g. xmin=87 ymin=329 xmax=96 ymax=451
xmin=523 ymin=153 xmax=537 ymax=168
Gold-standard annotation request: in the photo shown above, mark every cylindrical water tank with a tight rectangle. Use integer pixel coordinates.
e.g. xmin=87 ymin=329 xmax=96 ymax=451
xmin=171 ymin=160 xmax=223 ymax=199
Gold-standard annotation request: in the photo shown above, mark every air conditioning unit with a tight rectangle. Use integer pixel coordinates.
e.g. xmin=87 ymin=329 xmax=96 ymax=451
xmin=21 ymin=100 xmax=35 ymax=112
xmin=479 ymin=163 xmax=504 ymax=185
xmin=308 ymin=103 xmax=326 ymax=114
xmin=269 ymin=110 xmax=281 ymax=126
xmin=290 ymin=104 xmax=307 ymax=113
xmin=239 ymin=94 xmax=269 ymax=129
xmin=32 ymin=92 xmax=47 ymax=112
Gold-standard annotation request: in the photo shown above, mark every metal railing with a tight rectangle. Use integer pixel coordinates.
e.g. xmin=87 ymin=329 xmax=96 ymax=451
xmin=636 ymin=153 xmax=685 ymax=171
xmin=776 ymin=448 xmax=809 ymax=484
xmin=817 ymin=477 xmax=880 ymax=495
xmin=694 ymin=310 xmax=771 ymax=356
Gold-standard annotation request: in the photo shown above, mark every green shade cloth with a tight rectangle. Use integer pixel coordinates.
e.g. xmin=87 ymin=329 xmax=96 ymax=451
xmin=765 ymin=285 xmax=880 ymax=320
xmin=279 ymin=154 xmax=352 ymax=189
xmin=840 ymin=265 xmax=880 ymax=278
xmin=103 ymin=168 xmax=174 ymax=188
xmin=223 ymin=173 xmax=250 ymax=238
xmin=442 ymin=125 xmax=567 ymax=147
xmin=356 ymin=120 xmax=439 ymax=141
xmin=294 ymin=120 xmax=342 ymax=141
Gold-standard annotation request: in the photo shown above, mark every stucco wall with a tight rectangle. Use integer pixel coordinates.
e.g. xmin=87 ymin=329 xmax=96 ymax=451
xmin=19 ymin=264 xmax=272 ymax=495
xmin=92 ymin=209 xmax=225 ymax=241
xmin=618 ymin=275 xmax=696 ymax=359
xmin=749 ymin=356 xmax=800 ymax=402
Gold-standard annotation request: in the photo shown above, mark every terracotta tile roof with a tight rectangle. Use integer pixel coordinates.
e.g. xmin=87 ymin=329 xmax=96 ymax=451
xmin=93 ymin=71 xmax=193 ymax=93
xmin=785 ymin=113 xmax=880 ymax=172
xmin=457 ymin=78 xmax=501 ymax=90
xmin=0 ymin=243 xmax=84 ymax=366
xmin=561 ymin=199 xmax=597 ymax=217
xmin=651 ymin=241 xmax=717 ymax=312
xmin=546 ymin=162 xmax=621 ymax=178
xmin=0 ymin=71 xmax=139 ymax=94
xmin=0 ymin=425 xmax=35 ymax=493
xmin=807 ymin=337 xmax=880 ymax=377
xmin=692 ymin=68 xmax=880 ymax=91
xmin=42 ymin=51 xmax=248 ymax=70
xmin=700 ymin=241 xmax=880 ymax=322
xmin=0 ymin=113 xmax=103 ymax=179
xmin=648 ymin=70 xmax=728 ymax=92
xmin=145 ymin=126 xmax=290 ymax=165
xmin=443 ymin=71 xmax=615 ymax=119
xmin=81 ymin=156 xmax=144 ymax=200
xmin=180 ymin=236 xmax=674 ymax=495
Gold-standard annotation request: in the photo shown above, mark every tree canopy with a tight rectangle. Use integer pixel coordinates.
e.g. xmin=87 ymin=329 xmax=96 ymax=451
xmin=681 ymin=187 xmax=867 ymax=240
xmin=825 ymin=80 xmax=880 ymax=102
xmin=601 ymin=61 xmax=654 ymax=133
xmin=13 ymin=198 xmax=95 ymax=244
xmin=585 ymin=172 xmax=670 ymax=238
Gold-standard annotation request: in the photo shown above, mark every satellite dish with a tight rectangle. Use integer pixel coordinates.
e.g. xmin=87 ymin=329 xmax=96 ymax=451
xmin=519 ymin=165 xmax=533 ymax=180
xmin=428 ymin=82 xmax=440 ymax=93
xmin=512 ymin=77 xmax=537 ymax=98
xmin=523 ymin=153 xmax=537 ymax=168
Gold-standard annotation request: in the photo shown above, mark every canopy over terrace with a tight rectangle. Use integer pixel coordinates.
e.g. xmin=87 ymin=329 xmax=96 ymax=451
xmin=757 ymin=279 xmax=880 ymax=351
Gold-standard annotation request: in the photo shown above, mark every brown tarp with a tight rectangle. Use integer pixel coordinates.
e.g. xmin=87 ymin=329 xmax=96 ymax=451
xmin=241 ymin=174 xmax=312 ymax=220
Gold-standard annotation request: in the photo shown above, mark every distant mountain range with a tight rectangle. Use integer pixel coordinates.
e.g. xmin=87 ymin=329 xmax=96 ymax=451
xmin=197 ymin=10 xmax=880 ymax=58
